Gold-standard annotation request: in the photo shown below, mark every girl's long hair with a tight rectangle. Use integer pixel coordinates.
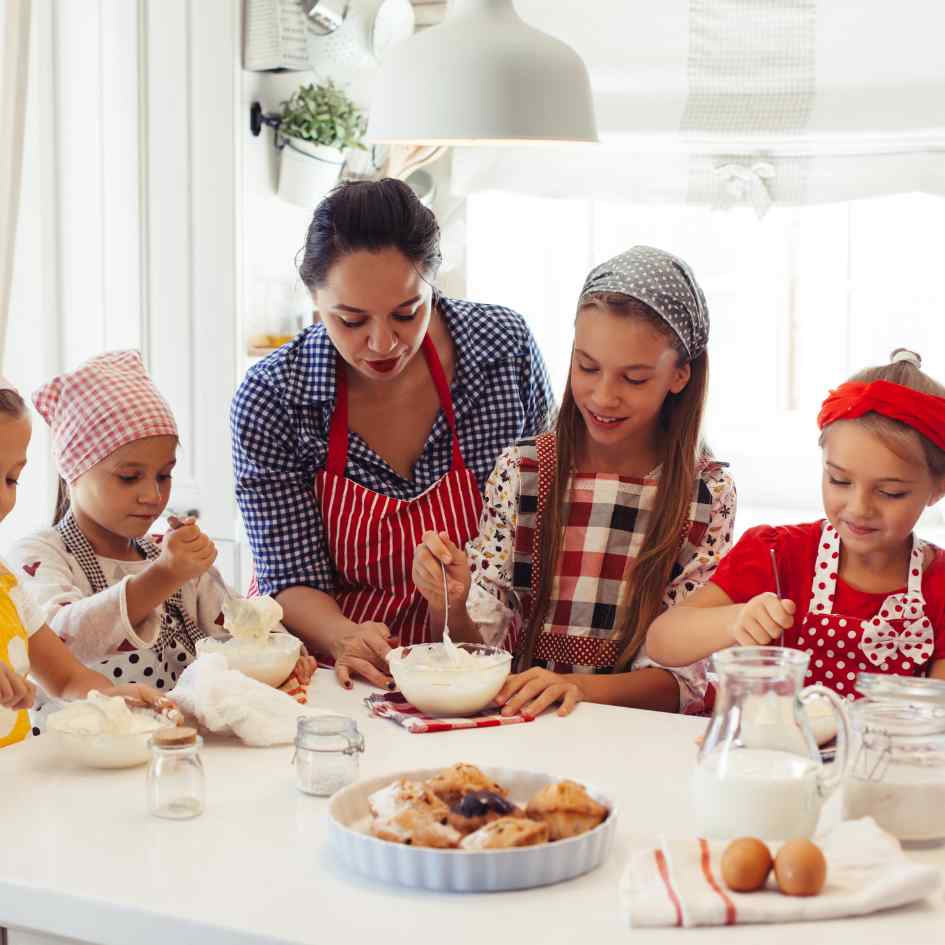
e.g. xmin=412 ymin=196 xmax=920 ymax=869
xmin=52 ymin=478 xmax=70 ymax=526
xmin=516 ymin=295 xmax=709 ymax=672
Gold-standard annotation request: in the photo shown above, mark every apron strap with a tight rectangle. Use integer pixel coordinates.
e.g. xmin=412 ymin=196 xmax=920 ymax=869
xmin=420 ymin=334 xmax=466 ymax=472
xmin=325 ymin=333 xmax=466 ymax=478
xmin=55 ymin=511 xmax=204 ymax=659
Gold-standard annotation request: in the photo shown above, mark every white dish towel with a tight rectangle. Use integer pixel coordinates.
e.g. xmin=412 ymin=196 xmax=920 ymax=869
xmin=620 ymin=818 xmax=942 ymax=928
xmin=169 ymin=653 xmax=326 ymax=746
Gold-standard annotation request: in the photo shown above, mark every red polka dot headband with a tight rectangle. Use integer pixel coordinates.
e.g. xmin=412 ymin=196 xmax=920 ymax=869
xmin=817 ymin=379 xmax=945 ymax=453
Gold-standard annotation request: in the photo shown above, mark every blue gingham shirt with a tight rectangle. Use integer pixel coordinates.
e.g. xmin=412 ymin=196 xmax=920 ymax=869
xmin=231 ymin=296 xmax=555 ymax=598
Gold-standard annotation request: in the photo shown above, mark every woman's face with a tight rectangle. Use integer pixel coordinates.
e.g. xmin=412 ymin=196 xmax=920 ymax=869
xmin=570 ymin=306 xmax=690 ymax=450
xmin=70 ymin=435 xmax=178 ymax=540
xmin=314 ymin=248 xmax=434 ymax=383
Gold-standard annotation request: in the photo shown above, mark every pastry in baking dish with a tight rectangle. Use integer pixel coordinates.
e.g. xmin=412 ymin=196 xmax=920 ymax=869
xmin=426 ymin=762 xmax=508 ymax=805
xmin=525 ymin=780 xmax=608 ymax=840
xmin=460 ymin=816 xmax=550 ymax=850
xmin=447 ymin=790 xmax=523 ymax=835
xmin=372 ymin=808 xmax=462 ymax=849
xmin=368 ymin=778 xmax=448 ymax=823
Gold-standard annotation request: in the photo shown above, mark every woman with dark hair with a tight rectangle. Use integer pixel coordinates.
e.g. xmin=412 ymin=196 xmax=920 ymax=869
xmin=231 ymin=178 xmax=554 ymax=688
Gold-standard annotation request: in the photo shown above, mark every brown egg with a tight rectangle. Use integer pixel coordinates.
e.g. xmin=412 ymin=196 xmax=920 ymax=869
xmin=774 ymin=839 xmax=827 ymax=896
xmin=720 ymin=837 xmax=773 ymax=892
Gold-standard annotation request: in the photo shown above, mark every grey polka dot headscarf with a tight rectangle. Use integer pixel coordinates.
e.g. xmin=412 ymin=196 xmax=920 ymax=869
xmin=579 ymin=246 xmax=709 ymax=360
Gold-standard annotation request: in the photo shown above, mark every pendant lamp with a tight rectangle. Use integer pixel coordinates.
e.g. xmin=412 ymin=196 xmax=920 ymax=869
xmin=366 ymin=0 xmax=598 ymax=145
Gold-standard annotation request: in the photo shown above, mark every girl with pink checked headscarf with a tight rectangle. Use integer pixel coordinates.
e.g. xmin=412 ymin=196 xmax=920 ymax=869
xmin=8 ymin=352 xmax=312 ymax=733
xmin=0 ymin=376 xmax=170 ymax=748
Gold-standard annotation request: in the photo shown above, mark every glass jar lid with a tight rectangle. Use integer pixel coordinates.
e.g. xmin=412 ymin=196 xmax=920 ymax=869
xmin=295 ymin=714 xmax=364 ymax=753
xmin=856 ymin=673 xmax=945 ymax=707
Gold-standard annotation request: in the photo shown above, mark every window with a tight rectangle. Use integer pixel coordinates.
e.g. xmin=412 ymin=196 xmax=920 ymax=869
xmin=466 ymin=192 xmax=945 ymax=536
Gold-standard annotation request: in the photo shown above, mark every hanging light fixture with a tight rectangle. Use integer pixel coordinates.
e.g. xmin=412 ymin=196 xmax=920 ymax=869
xmin=366 ymin=0 xmax=598 ymax=145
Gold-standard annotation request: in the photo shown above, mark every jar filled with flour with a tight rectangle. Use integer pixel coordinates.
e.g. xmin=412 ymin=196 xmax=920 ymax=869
xmin=843 ymin=674 xmax=945 ymax=848
xmin=692 ymin=647 xmax=851 ymax=841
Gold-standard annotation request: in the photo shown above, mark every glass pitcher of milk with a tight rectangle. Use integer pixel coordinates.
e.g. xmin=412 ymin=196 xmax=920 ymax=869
xmin=692 ymin=647 xmax=850 ymax=841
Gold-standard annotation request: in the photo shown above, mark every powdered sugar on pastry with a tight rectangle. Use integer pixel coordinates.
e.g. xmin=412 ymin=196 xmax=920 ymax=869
xmin=368 ymin=779 xmax=448 ymax=822
xmin=460 ymin=816 xmax=549 ymax=850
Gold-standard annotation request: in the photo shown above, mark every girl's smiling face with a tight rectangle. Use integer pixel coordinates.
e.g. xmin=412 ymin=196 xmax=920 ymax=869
xmin=570 ymin=305 xmax=691 ymax=451
xmin=0 ymin=413 xmax=31 ymax=524
xmin=314 ymin=248 xmax=434 ymax=383
xmin=821 ymin=421 xmax=945 ymax=553
xmin=70 ymin=435 xmax=179 ymax=541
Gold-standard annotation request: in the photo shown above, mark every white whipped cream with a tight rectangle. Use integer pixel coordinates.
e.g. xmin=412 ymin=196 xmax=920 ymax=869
xmin=222 ymin=595 xmax=283 ymax=643
xmin=48 ymin=691 xmax=164 ymax=736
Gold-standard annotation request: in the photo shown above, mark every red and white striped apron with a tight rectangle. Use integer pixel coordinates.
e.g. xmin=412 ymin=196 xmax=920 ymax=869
xmin=316 ymin=335 xmax=484 ymax=646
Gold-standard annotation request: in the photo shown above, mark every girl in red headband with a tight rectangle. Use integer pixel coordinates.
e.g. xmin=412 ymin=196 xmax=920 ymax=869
xmin=647 ymin=348 xmax=945 ymax=699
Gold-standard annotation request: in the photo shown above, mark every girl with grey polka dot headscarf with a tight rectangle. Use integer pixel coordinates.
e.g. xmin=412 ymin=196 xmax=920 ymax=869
xmin=579 ymin=246 xmax=709 ymax=360
xmin=519 ymin=244 xmax=720 ymax=681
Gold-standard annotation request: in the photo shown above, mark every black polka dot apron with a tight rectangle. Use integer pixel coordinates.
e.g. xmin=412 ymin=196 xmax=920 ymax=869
xmin=29 ymin=514 xmax=205 ymax=735
xmin=793 ymin=521 xmax=934 ymax=700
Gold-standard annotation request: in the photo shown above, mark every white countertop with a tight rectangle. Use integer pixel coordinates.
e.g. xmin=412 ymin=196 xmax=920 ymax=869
xmin=1 ymin=678 xmax=943 ymax=945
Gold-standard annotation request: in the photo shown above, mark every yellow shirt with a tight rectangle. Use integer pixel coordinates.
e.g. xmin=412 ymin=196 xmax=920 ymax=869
xmin=0 ymin=562 xmax=45 ymax=748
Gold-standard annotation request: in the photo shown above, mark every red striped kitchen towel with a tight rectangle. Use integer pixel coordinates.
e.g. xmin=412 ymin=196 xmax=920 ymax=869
xmin=619 ymin=819 xmax=941 ymax=928
xmin=364 ymin=691 xmax=534 ymax=734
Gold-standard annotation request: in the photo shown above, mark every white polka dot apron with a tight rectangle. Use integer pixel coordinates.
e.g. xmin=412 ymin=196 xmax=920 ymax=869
xmin=315 ymin=335 xmax=484 ymax=647
xmin=0 ymin=573 xmax=32 ymax=748
xmin=793 ymin=521 xmax=934 ymax=700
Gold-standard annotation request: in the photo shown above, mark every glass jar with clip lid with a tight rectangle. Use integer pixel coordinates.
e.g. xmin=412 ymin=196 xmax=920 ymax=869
xmin=842 ymin=673 xmax=945 ymax=848
xmin=294 ymin=715 xmax=365 ymax=796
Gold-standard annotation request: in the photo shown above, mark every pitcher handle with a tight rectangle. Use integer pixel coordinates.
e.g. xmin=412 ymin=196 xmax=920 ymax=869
xmin=799 ymin=685 xmax=850 ymax=799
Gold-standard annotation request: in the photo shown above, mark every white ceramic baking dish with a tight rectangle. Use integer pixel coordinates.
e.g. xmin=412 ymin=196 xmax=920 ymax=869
xmin=328 ymin=765 xmax=617 ymax=892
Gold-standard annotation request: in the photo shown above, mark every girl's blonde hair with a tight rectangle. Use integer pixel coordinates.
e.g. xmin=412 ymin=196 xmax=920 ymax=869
xmin=821 ymin=348 xmax=945 ymax=477
xmin=516 ymin=294 xmax=710 ymax=672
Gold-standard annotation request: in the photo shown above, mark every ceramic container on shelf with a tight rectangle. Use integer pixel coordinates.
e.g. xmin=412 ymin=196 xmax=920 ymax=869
xmin=277 ymin=138 xmax=344 ymax=208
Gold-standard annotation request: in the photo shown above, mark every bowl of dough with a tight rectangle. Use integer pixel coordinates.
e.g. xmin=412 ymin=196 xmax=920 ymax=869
xmin=387 ymin=641 xmax=512 ymax=717
xmin=195 ymin=595 xmax=300 ymax=688
xmin=46 ymin=691 xmax=170 ymax=769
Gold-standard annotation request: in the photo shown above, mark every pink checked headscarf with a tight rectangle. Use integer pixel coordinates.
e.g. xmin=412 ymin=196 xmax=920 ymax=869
xmin=32 ymin=351 xmax=178 ymax=483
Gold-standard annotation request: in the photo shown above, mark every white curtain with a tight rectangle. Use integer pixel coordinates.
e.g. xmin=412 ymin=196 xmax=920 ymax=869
xmin=0 ymin=0 xmax=31 ymax=367
xmin=452 ymin=0 xmax=945 ymax=210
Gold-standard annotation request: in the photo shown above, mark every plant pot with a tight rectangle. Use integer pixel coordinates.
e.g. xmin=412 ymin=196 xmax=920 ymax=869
xmin=277 ymin=138 xmax=345 ymax=208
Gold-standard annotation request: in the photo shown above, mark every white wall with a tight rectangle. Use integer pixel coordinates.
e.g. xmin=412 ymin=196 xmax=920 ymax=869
xmin=6 ymin=0 xmax=243 ymax=582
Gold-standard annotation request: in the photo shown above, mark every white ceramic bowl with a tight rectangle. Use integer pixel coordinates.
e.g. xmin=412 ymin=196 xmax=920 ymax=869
xmin=328 ymin=765 xmax=617 ymax=892
xmin=46 ymin=711 xmax=165 ymax=769
xmin=387 ymin=643 xmax=512 ymax=717
xmin=196 ymin=634 xmax=301 ymax=687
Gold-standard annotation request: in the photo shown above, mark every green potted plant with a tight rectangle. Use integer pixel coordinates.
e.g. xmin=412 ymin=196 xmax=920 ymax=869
xmin=276 ymin=79 xmax=367 ymax=206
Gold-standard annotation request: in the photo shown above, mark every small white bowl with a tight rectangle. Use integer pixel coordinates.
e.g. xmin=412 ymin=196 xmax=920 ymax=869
xmin=387 ymin=643 xmax=511 ymax=717
xmin=328 ymin=765 xmax=617 ymax=892
xmin=196 ymin=634 xmax=301 ymax=687
xmin=46 ymin=711 xmax=165 ymax=769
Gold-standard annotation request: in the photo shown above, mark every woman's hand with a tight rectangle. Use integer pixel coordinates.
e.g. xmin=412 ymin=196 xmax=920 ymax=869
xmin=731 ymin=592 xmax=795 ymax=646
xmin=412 ymin=531 xmax=471 ymax=614
xmin=495 ymin=667 xmax=583 ymax=718
xmin=331 ymin=622 xmax=396 ymax=690
xmin=0 ymin=662 xmax=35 ymax=710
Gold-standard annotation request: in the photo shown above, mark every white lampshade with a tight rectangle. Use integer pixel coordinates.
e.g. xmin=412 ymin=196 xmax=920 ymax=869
xmin=366 ymin=0 xmax=598 ymax=145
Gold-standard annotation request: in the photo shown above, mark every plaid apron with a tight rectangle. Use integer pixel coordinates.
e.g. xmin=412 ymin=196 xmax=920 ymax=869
xmin=511 ymin=432 xmax=721 ymax=674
